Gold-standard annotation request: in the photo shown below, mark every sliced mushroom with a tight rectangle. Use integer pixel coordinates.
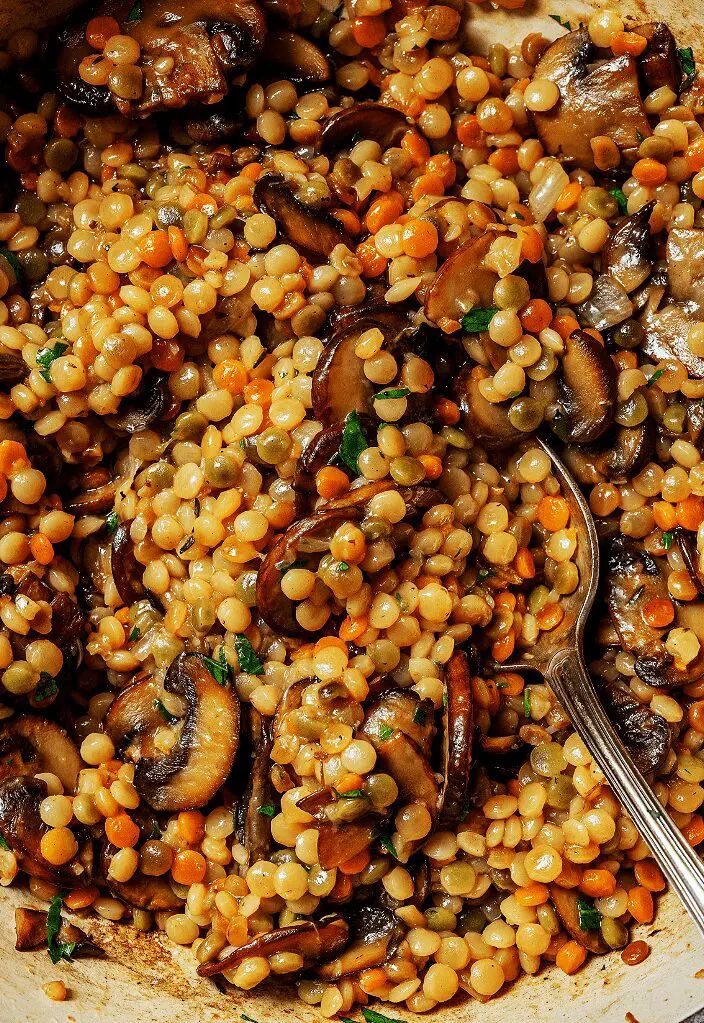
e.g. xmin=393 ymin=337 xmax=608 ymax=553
xmin=560 ymin=419 xmax=656 ymax=485
xmin=15 ymin=573 xmax=85 ymax=650
xmin=556 ymin=330 xmax=617 ymax=443
xmin=361 ymin=689 xmax=435 ymax=757
xmin=15 ymin=907 xmax=101 ymax=956
xmin=374 ymin=730 xmax=439 ymax=821
xmin=599 ymin=680 xmax=671 ymax=775
xmin=0 ymin=715 xmax=81 ymax=793
xmin=577 ymin=274 xmax=634 ymax=332
xmin=666 ymin=228 xmax=704 ymax=319
xmin=0 ymin=776 xmax=92 ymax=886
xmin=550 ymin=886 xmax=608 ymax=953
xmin=453 ymin=364 xmax=523 ymax=450
xmin=235 ymin=708 xmax=275 ymax=869
xmin=254 ymin=175 xmax=351 ymax=260
xmin=105 ymin=653 xmax=240 ymax=811
xmin=533 ymin=28 xmax=651 ymax=168
xmin=320 ymin=102 xmax=408 ymax=152
xmin=58 ymin=0 xmax=267 ymax=118
xmin=635 ymin=22 xmax=683 ymax=94
xmin=601 ymin=201 xmax=655 ymax=294
xmin=424 ymin=234 xmax=496 ymax=330
xmin=317 ymin=906 xmax=404 ymax=980
xmin=676 ymin=527 xmax=704 ymax=594
xmin=318 ymin=818 xmax=380 ymax=870
xmin=110 ymin=522 xmax=148 ymax=607
xmin=198 ymin=915 xmax=349 ymax=978
xmin=438 ymin=650 xmax=473 ymax=826
xmin=0 ymin=351 xmax=25 ymax=385
xmin=479 ymin=734 xmax=530 ymax=780
xmin=262 ymin=30 xmax=330 ymax=81
xmin=642 ymin=304 xmax=704 ymax=379
xmin=65 ymin=476 xmax=119 ymax=516
xmin=102 ymin=843 xmax=182 ymax=910
xmin=104 ymin=371 xmax=169 ymax=435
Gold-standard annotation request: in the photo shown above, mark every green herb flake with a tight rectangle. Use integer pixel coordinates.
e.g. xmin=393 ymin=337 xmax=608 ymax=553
xmin=609 ymin=187 xmax=628 ymax=215
xmin=442 ymin=689 xmax=448 ymax=708
xmin=523 ymin=687 xmax=532 ymax=719
xmin=126 ymin=0 xmax=142 ymax=20
xmin=129 ymin=625 xmax=140 ymax=642
xmin=0 ymin=834 xmax=10 ymax=850
xmin=549 ymin=13 xmax=571 ymax=29
xmin=339 ymin=410 xmax=369 ymax=475
xmin=636 ymin=129 xmax=646 ymax=143
xmin=234 ymin=635 xmax=264 ymax=676
xmin=679 ymin=47 xmax=696 ymax=89
xmin=34 ymin=672 xmax=58 ymax=702
xmin=647 ymin=368 xmax=666 ymax=387
xmin=461 ymin=306 xmax=498 ymax=334
xmin=105 ymin=510 xmax=119 ymax=535
xmin=335 ymin=789 xmax=366 ymax=799
xmin=47 ymin=895 xmax=77 ymax=965
xmin=413 ymin=707 xmax=427 ymax=725
xmin=257 ymin=804 xmax=276 ymax=818
xmin=203 ymin=647 xmax=233 ymax=686
xmin=280 ymin=559 xmax=306 ymax=577
xmin=662 ymin=530 xmax=674 ymax=550
xmin=375 ymin=387 xmax=410 ymax=402
xmin=153 ymin=699 xmax=178 ymax=724
xmin=478 ymin=568 xmax=492 ymax=580
xmin=380 ymin=835 xmax=397 ymax=858
xmin=337 ymin=561 xmax=350 ymax=573
xmin=0 ymin=248 xmax=22 ymax=283
xmin=36 ymin=341 xmax=69 ymax=384
xmin=577 ymin=896 xmax=602 ymax=931
xmin=496 ymin=681 xmax=508 ymax=690
xmin=378 ymin=723 xmax=394 ymax=741
xmin=361 ymin=1010 xmax=405 ymax=1023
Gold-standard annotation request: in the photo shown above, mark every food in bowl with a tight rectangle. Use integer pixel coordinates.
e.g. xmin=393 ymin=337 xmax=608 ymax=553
xmin=0 ymin=0 xmax=702 ymax=1015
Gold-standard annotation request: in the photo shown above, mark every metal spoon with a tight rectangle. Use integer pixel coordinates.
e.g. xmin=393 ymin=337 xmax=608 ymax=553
xmin=500 ymin=437 xmax=704 ymax=938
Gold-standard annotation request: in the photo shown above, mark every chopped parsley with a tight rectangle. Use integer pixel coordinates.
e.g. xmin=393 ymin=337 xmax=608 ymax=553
xmin=378 ymin=723 xmax=394 ymax=741
xmin=636 ymin=129 xmax=646 ymax=144
xmin=361 ymin=1011 xmax=405 ymax=1023
xmin=549 ymin=13 xmax=571 ymax=29
xmin=0 ymin=248 xmax=22 ymax=282
xmin=126 ymin=0 xmax=142 ymax=20
xmin=576 ymin=896 xmax=602 ymax=931
xmin=105 ymin=510 xmax=119 ymax=535
xmin=461 ymin=306 xmax=498 ymax=333
xmin=647 ymin=368 xmax=666 ymax=387
xmin=523 ymin=687 xmax=532 ymax=718
xmin=478 ymin=568 xmax=492 ymax=580
xmin=338 ymin=410 xmax=369 ymax=475
xmin=257 ymin=804 xmax=276 ymax=818
xmin=679 ymin=47 xmax=696 ymax=90
xmin=280 ymin=559 xmax=306 ymax=577
xmin=335 ymin=789 xmax=366 ymax=799
xmin=129 ymin=625 xmax=140 ymax=642
xmin=442 ymin=689 xmax=448 ymax=708
xmin=337 ymin=561 xmax=350 ymax=573
xmin=234 ymin=634 xmax=264 ymax=676
xmin=0 ymin=834 xmax=9 ymax=850
xmin=662 ymin=530 xmax=674 ymax=551
xmin=609 ymin=187 xmax=628 ymax=215
xmin=153 ymin=699 xmax=178 ymax=724
xmin=47 ymin=895 xmax=77 ymax=965
xmin=178 ymin=535 xmax=195 ymax=554
xmin=36 ymin=341 xmax=68 ymax=384
xmin=203 ymin=647 xmax=233 ymax=685
xmin=379 ymin=835 xmax=397 ymax=858
xmin=34 ymin=672 xmax=58 ymax=702
xmin=413 ymin=706 xmax=427 ymax=725
xmin=375 ymin=387 xmax=410 ymax=402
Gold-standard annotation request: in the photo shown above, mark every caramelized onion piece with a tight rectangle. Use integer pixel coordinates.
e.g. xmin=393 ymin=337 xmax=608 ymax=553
xmin=198 ymin=915 xmax=349 ymax=977
xmin=533 ymin=28 xmax=651 ymax=167
xmin=557 ymin=330 xmax=617 ymax=443
xmin=262 ymin=30 xmax=330 ymax=81
xmin=105 ymin=653 xmax=240 ymax=811
xmin=317 ymin=818 xmax=380 ymax=870
xmin=317 ymin=906 xmax=404 ymax=979
xmin=66 ymin=478 xmax=119 ymax=515
xmin=577 ymin=274 xmax=634 ymax=332
xmin=254 ymin=175 xmax=351 ymax=259
xmin=676 ymin=527 xmax=704 ymax=594
xmin=438 ymin=650 xmax=473 ymax=826
xmin=550 ymin=886 xmax=608 ymax=953
xmin=599 ymin=681 xmax=671 ymax=775
xmin=0 ymin=715 xmax=81 ymax=793
xmin=235 ymin=708 xmax=275 ymax=869
xmin=453 ymin=364 xmax=522 ymax=450
xmin=320 ymin=102 xmax=408 ymax=152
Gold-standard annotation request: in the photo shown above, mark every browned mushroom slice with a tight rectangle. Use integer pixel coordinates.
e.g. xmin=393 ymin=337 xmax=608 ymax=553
xmin=424 ymin=234 xmax=496 ymax=330
xmin=557 ymin=330 xmax=616 ymax=444
xmin=320 ymin=102 xmax=408 ymax=152
xmin=317 ymin=818 xmax=380 ymax=870
xmin=0 ymin=351 xmax=25 ymax=385
xmin=688 ymin=400 xmax=704 ymax=452
xmin=560 ymin=420 xmax=655 ymax=485
xmin=0 ymin=716 xmax=81 ymax=793
xmin=453 ymin=364 xmax=523 ymax=450
xmin=65 ymin=477 xmax=119 ymax=516
xmin=198 ymin=915 xmax=349 ymax=978
xmin=375 ymin=730 xmax=439 ymax=821
xmin=438 ymin=650 xmax=473 ymax=826
xmin=533 ymin=29 xmax=651 ymax=168
xmin=599 ymin=681 xmax=671 ymax=775
xmin=102 ymin=844 xmax=182 ymax=910
xmin=254 ymin=176 xmax=351 ymax=260
xmin=15 ymin=907 xmax=101 ymax=956
xmin=635 ymin=23 xmax=683 ymax=94
xmin=0 ymin=777 xmax=92 ymax=886
xmin=676 ymin=527 xmax=704 ymax=594
xmin=361 ymin=689 xmax=435 ymax=757
xmin=642 ymin=304 xmax=704 ymax=379
xmin=550 ymin=886 xmax=608 ymax=953
xmin=666 ymin=228 xmax=704 ymax=318
xmin=104 ymin=371 xmax=169 ymax=435
xmin=110 ymin=523 xmax=148 ymax=607
xmin=105 ymin=653 xmax=240 ymax=811
xmin=262 ymin=30 xmax=330 ymax=81
xmin=317 ymin=906 xmax=403 ymax=980
xmin=235 ymin=708 xmax=275 ymax=869
xmin=601 ymin=201 xmax=655 ymax=294
xmin=15 ymin=572 xmax=85 ymax=650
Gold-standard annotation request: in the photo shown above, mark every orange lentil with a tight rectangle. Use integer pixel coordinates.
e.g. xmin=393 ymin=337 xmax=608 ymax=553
xmin=401 ymin=130 xmax=431 ymax=166
xmin=652 ymin=502 xmax=677 ymax=530
xmin=314 ymin=636 xmax=348 ymax=655
xmin=554 ymin=862 xmax=583 ymax=889
xmin=497 ymin=673 xmax=524 ymax=697
xmin=171 ymin=850 xmax=207 ymax=885
xmin=536 ymin=603 xmax=565 ymax=631
xmin=329 ymin=873 xmax=353 ymax=901
xmin=212 ymin=359 xmax=248 ymax=394
xmin=519 ymin=299 xmax=552 ymax=334
xmin=417 ymin=454 xmax=443 ymax=480
xmin=85 ymin=15 xmax=120 ymax=48
xmin=621 ymin=940 xmax=650 ymax=966
xmin=402 ymin=219 xmax=439 ymax=258
xmin=339 ymin=615 xmax=368 ymax=642
xmin=641 ymin=597 xmax=675 ymax=629
xmin=411 ymin=173 xmax=445 ymax=202
xmin=676 ymin=496 xmax=704 ymax=531
xmin=168 ymin=226 xmax=188 ymax=262
xmin=583 ymin=328 xmax=604 ymax=345
xmin=243 ymin=379 xmax=274 ymax=405
xmin=151 ymin=338 xmax=184 ymax=372
xmin=352 ymin=15 xmax=387 ymax=47
xmin=359 ymin=968 xmax=389 ymax=993
xmin=434 ymin=397 xmax=461 ymax=424
xmin=336 ymin=774 xmax=366 ymax=794
xmin=627 ymin=886 xmax=654 ymax=924
xmin=365 ymin=191 xmax=405 ymax=234
xmin=519 ymin=226 xmax=544 ymax=263
xmin=455 ymin=114 xmax=483 ymax=147
xmin=537 ymin=495 xmax=570 ymax=531
xmin=356 ymin=239 xmax=387 ymax=277
xmin=316 ymin=466 xmax=350 ymax=500
xmin=177 ymin=810 xmax=206 ymax=845
xmin=29 ymin=534 xmax=54 ymax=565
xmin=555 ymin=940 xmax=587 ymax=975
xmin=683 ymin=815 xmax=704 ymax=847
xmin=54 ymin=105 xmax=83 ymax=138
xmin=339 ymin=848 xmax=371 ymax=875
xmin=495 ymin=591 xmax=516 ymax=611
xmin=552 ymin=315 xmax=581 ymax=340
xmin=670 ymin=571 xmax=698 ymax=602
xmin=514 ymin=883 xmax=549 ymax=906
xmin=115 ymin=607 xmax=131 ymax=625
xmin=427 ymin=153 xmax=457 ymax=186
xmin=241 ymin=162 xmax=263 ymax=181
xmin=513 ymin=547 xmax=536 ymax=579
xmin=0 ymin=440 xmax=29 ymax=475
xmin=105 ymin=814 xmax=140 ymax=849
xmin=492 ymin=629 xmax=515 ymax=663
xmin=332 ymin=208 xmax=361 ymax=235
xmin=488 ymin=147 xmax=520 ymax=176
xmin=554 ymin=182 xmax=582 ymax=212
xmin=64 ymin=886 xmax=99 ymax=910
xmin=633 ymin=860 xmax=666 ymax=892
xmin=268 ymin=502 xmax=295 ymax=530
xmin=580 ymin=869 xmax=617 ymax=898
xmin=611 ymin=31 xmax=648 ymax=56
xmin=632 ymin=158 xmax=668 ymax=185
xmin=686 ymin=136 xmax=704 ymax=172
xmin=139 ymin=231 xmax=173 ymax=269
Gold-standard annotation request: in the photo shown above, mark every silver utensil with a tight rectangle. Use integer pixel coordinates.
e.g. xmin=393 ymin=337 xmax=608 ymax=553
xmin=501 ymin=437 xmax=704 ymax=938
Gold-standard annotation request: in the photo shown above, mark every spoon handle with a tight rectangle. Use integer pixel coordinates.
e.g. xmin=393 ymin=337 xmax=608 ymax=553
xmin=547 ymin=646 xmax=704 ymax=940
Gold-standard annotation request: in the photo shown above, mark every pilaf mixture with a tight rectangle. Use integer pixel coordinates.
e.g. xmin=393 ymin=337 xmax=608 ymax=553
xmin=0 ymin=0 xmax=703 ymax=1015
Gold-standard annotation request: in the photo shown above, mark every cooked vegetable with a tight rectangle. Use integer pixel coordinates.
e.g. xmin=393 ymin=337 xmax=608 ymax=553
xmin=254 ymin=176 xmax=351 ymax=259
xmin=320 ymin=102 xmax=408 ymax=152
xmin=556 ymin=330 xmax=617 ymax=443
xmin=550 ymin=886 xmax=608 ymax=953
xmin=0 ymin=715 xmax=81 ymax=793
xmin=197 ymin=915 xmax=349 ymax=977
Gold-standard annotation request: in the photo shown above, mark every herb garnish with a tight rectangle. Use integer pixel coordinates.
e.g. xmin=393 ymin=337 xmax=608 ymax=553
xmin=461 ymin=306 xmax=498 ymax=333
xmin=234 ymin=634 xmax=264 ymax=676
xmin=47 ymin=895 xmax=77 ymax=965
xmin=647 ymin=368 xmax=665 ymax=387
xmin=257 ymin=804 xmax=276 ymax=818
xmin=549 ymin=13 xmax=571 ymax=29
xmin=662 ymin=530 xmax=674 ymax=550
xmin=378 ymin=723 xmax=394 ymax=741
xmin=577 ymin=897 xmax=602 ymax=931
xmin=679 ymin=47 xmax=696 ymax=89
xmin=129 ymin=625 xmax=140 ymax=642
xmin=379 ymin=835 xmax=397 ymax=858
xmin=375 ymin=387 xmax=410 ymax=401
xmin=339 ymin=410 xmax=369 ymax=475
xmin=35 ymin=672 xmax=58 ymax=702
xmin=0 ymin=248 xmax=22 ymax=282
xmin=36 ymin=342 xmax=68 ymax=384
xmin=335 ymin=789 xmax=366 ymax=799
xmin=105 ymin=510 xmax=118 ymax=535
xmin=126 ymin=0 xmax=142 ymax=21
xmin=280 ymin=559 xmax=306 ymax=577
xmin=523 ymin=687 xmax=532 ymax=718
xmin=153 ymin=699 xmax=178 ymax=724
xmin=609 ymin=187 xmax=628 ymax=215
xmin=203 ymin=647 xmax=232 ymax=685
xmin=636 ymin=129 xmax=646 ymax=143
xmin=337 ymin=561 xmax=350 ymax=572
xmin=413 ymin=707 xmax=426 ymax=725
xmin=0 ymin=834 xmax=10 ymax=850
